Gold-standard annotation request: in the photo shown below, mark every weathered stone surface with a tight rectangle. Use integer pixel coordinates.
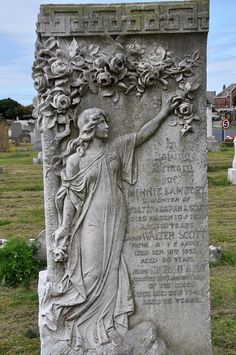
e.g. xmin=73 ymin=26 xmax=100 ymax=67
xmin=33 ymin=1 xmax=211 ymax=354
xmin=33 ymin=127 xmax=42 ymax=151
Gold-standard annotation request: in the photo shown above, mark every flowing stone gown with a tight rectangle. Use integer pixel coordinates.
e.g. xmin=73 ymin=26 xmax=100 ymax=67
xmin=43 ymin=133 xmax=137 ymax=350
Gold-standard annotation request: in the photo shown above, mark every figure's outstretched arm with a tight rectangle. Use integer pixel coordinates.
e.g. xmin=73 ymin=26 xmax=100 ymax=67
xmin=136 ymin=93 xmax=181 ymax=147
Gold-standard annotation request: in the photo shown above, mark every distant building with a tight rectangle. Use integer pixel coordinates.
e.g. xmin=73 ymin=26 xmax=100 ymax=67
xmin=214 ymin=83 xmax=236 ymax=110
xmin=0 ymin=115 xmax=10 ymax=152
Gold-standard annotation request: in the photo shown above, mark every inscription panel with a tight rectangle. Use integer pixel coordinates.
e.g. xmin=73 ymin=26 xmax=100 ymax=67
xmin=37 ymin=2 xmax=209 ymax=36
xmin=124 ymin=137 xmax=208 ymax=312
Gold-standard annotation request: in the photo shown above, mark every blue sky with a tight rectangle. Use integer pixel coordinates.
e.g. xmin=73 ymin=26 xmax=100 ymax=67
xmin=0 ymin=0 xmax=235 ymax=105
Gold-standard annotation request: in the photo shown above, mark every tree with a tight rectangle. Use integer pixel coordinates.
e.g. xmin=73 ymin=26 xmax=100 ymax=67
xmin=0 ymin=98 xmax=33 ymax=120
xmin=0 ymin=98 xmax=20 ymax=119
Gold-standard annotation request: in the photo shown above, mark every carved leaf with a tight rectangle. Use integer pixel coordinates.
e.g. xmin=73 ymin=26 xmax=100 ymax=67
xmin=72 ymin=96 xmax=81 ymax=105
xmin=44 ymin=37 xmax=56 ymax=50
xmin=47 ymin=116 xmax=57 ymax=128
xmin=156 ymin=46 xmax=165 ymax=59
xmin=71 ymin=77 xmax=84 ymax=87
xmin=117 ymin=82 xmax=128 ymax=92
xmin=168 ymin=117 xmax=177 ymax=126
xmin=56 ymin=49 xmax=68 ymax=62
xmin=102 ymin=88 xmax=115 ymax=97
xmin=176 ymin=74 xmax=183 ymax=82
xmin=181 ymin=125 xmax=193 ymax=136
xmin=162 ymin=58 xmax=173 ymax=66
xmin=193 ymin=115 xmax=200 ymax=121
xmin=70 ymin=88 xmax=79 ymax=98
xmin=88 ymin=44 xmax=99 ymax=56
xmin=68 ymin=38 xmax=79 ymax=58
xmin=189 ymin=82 xmax=200 ymax=92
xmin=184 ymin=82 xmax=192 ymax=91
xmin=55 ymin=78 xmax=69 ymax=87
xmin=79 ymin=83 xmax=89 ymax=96
xmin=89 ymin=81 xmax=99 ymax=94
xmin=192 ymin=50 xmax=200 ymax=61
xmin=71 ymin=55 xmax=85 ymax=68
xmin=113 ymin=91 xmax=120 ymax=103
xmin=41 ymin=109 xmax=53 ymax=117
xmin=126 ymin=84 xmax=136 ymax=93
xmin=35 ymin=40 xmax=43 ymax=53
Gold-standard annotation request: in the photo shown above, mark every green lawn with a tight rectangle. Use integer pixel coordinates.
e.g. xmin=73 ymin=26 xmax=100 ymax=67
xmin=0 ymin=145 xmax=235 ymax=354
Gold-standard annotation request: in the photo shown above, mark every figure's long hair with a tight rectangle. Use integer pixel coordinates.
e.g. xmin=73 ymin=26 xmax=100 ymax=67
xmin=52 ymin=108 xmax=106 ymax=169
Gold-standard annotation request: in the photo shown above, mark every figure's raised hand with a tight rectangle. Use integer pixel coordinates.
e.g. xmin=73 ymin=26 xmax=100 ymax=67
xmin=159 ymin=91 xmax=184 ymax=117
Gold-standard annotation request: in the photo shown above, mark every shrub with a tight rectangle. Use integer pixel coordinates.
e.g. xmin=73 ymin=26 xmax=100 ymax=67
xmin=0 ymin=239 xmax=40 ymax=287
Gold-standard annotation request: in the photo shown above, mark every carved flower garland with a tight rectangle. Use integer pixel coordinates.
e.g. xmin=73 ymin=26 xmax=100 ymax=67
xmin=32 ymin=36 xmax=200 ymax=137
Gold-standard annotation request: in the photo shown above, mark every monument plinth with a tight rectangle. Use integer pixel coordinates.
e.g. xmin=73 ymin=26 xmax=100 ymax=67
xmin=33 ymin=2 xmax=211 ymax=354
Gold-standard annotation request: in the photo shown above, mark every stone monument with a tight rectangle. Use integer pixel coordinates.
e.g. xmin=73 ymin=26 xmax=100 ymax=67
xmin=228 ymin=136 xmax=236 ymax=184
xmin=33 ymin=1 xmax=211 ymax=354
xmin=207 ymin=106 xmax=219 ymax=152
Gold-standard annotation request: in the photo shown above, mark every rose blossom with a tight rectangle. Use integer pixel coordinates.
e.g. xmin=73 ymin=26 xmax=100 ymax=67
xmin=51 ymin=92 xmax=71 ymax=113
xmin=96 ymin=71 xmax=117 ymax=88
xmin=50 ymin=59 xmax=70 ymax=77
xmin=139 ymin=69 xmax=159 ymax=87
xmin=174 ymin=100 xmax=193 ymax=118
xmin=34 ymin=75 xmax=48 ymax=92
xmin=109 ymin=54 xmax=126 ymax=73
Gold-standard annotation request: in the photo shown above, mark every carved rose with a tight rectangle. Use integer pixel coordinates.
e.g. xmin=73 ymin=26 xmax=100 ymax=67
xmin=34 ymin=75 xmax=48 ymax=92
xmin=52 ymin=247 xmax=68 ymax=263
xmin=137 ymin=61 xmax=152 ymax=74
xmin=50 ymin=59 xmax=71 ymax=78
xmin=174 ymin=100 xmax=193 ymax=118
xmin=51 ymin=92 xmax=71 ymax=113
xmin=139 ymin=69 xmax=160 ymax=87
xmin=109 ymin=54 xmax=126 ymax=73
xmin=96 ymin=70 xmax=117 ymax=88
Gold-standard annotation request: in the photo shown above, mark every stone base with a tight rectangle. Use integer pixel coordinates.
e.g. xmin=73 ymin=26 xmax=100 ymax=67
xmin=38 ymin=270 xmax=172 ymax=355
xmin=228 ymin=168 xmax=236 ymax=184
xmin=207 ymin=136 xmax=220 ymax=152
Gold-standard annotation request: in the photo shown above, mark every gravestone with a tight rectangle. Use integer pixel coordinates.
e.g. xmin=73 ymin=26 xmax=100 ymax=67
xmin=33 ymin=1 xmax=211 ymax=354
xmin=0 ymin=116 xmax=10 ymax=152
xmin=207 ymin=106 xmax=219 ymax=152
xmin=228 ymin=137 xmax=236 ymax=184
xmin=11 ymin=121 xmax=22 ymax=139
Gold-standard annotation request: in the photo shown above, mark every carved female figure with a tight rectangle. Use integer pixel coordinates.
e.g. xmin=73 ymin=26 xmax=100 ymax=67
xmin=43 ymin=94 xmax=179 ymax=351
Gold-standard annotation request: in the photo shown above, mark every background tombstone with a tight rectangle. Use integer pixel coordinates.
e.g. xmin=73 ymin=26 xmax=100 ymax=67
xmin=11 ymin=121 xmax=22 ymax=144
xmin=33 ymin=1 xmax=211 ymax=354
xmin=0 ymin=115 xmax=10 ymax=152
xmin=207 ymin=106 xmax=219 ymax=152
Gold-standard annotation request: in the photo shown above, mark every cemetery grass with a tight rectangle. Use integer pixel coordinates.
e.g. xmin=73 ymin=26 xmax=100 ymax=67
xmin=208 ymin=146 xmax=236 ymax=355
xmin=0 ymin=146 xmax=235 ymax=354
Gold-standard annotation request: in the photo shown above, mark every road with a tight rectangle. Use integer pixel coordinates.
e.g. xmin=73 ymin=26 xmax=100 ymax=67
xmin=212 ymin=127 xmax=236 ymax=141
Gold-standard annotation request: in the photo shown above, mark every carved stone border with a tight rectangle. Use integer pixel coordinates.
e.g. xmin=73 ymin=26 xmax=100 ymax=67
xmin=37 ymin=1 xmax=209 ymax=37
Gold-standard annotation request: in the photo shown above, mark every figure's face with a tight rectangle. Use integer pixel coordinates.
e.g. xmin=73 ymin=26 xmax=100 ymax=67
xmin=94 ymin=115 xmax=109 ymax=139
